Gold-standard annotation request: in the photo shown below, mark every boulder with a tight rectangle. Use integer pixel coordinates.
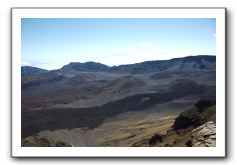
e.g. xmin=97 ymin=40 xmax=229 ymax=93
xmin=189 ymin=121 xmax=216 ymax=147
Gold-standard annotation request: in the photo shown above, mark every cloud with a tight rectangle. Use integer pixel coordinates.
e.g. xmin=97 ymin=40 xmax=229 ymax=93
xmin=21 ymin=61 xmax=30 ymax=66
xmin=33 ymin=59 xmax=69 ymax=70
xmin=38 ymin=63 xmax=65 ymax=70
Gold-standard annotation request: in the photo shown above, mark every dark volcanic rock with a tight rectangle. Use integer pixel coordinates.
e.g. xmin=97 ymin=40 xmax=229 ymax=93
xmin=173 ymin=109 xmax=202 ymax=130
xmin=173 ymin=100 xmax=216 ymax=131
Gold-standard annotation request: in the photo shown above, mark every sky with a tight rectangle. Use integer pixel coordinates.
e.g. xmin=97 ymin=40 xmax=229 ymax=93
xmin=21 ymin=18 xmax=216 ymax=70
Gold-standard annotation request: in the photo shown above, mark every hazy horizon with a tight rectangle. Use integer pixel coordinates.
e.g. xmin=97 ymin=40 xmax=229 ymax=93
xmin=22 ymin=18 xmax=216 ymax=70
xmin=21 ymin=54 xmax=216 ymax=70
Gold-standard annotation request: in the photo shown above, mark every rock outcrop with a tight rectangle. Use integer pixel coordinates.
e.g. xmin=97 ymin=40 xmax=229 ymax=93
xmin=187 ymin=121 xmax=216 ymax=147
xmin=173 ymin=100 xmax=216 ymax=131
xmin=173 ymin=109 xmax=202 ymax=130
xmin=22 ymin=136 xmax=72 ymax=147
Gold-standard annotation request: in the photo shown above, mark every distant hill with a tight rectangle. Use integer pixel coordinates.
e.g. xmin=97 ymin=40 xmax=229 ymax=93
xmin=21 ymin=66 xmax=48 ymax=75
xmin=58 ymin=55 xmax=216 ymax=74
xmin=60 ymin=61 xmax=110 ymax=72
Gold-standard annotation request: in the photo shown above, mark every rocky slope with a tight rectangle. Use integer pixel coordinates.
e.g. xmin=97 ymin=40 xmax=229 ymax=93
xmin=134 ymin=100 xmax=216 ymax=147
xmin=22 ymin=136 xmax=72 ymax=147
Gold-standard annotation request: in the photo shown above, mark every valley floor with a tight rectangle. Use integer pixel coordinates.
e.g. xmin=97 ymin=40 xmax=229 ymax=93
xmin=35 ymin=100 xmax=190 ymax=147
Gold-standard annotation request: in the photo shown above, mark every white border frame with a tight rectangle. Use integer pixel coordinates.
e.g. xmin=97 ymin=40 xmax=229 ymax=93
xmin=11 ymin=8 xmax=226 ymax=157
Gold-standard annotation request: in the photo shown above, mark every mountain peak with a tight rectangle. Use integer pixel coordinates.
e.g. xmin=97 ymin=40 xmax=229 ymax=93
xmin=61 ymin=61 xmax=110 ymax=72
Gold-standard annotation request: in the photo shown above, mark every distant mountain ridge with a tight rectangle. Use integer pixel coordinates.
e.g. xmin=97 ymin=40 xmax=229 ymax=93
xmin=21 ymin=66 xmax=48 ymax=75
xmin=109 ymin=55 xmax=216 ymax=73
xmin=59 ymin=55 xmax=216 ymax=74
xmin=22 ymin=55 xmax=216 ymax=75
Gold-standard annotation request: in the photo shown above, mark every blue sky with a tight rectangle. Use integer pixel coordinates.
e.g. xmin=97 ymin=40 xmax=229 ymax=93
xmin=21 ymin=18 xmax=216 ymax=70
